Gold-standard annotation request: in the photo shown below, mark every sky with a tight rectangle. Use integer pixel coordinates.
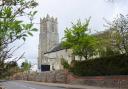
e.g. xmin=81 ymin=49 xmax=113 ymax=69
xmin=11 ymin=0 xmax=128 ymax=69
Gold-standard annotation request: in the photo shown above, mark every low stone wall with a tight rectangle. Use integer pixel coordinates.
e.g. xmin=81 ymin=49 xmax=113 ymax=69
xmin=12 ymin=70 xmax=128 ymax=89
xmin=13 ymin=70 xmax=67 ymax=83
xmin=67 ymin=74 xmax=128 ymax=89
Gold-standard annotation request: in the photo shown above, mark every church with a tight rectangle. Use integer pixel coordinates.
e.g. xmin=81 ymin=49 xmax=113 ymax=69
xmin=38 ymin=15 xmax=74 ymax=71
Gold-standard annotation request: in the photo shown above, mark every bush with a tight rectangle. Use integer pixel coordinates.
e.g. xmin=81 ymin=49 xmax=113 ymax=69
xmin=61 ymin=58 xmax=70 ymax=69
xmin=69 ymin=54 xmax=128 ymax=76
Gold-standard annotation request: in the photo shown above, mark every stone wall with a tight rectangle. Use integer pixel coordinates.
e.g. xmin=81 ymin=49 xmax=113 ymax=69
xmin=12 ymin=70 xmax=128 ymax=89
xmin=12 ymin=70 xmax=67 ymax=83
xmin=67 ymin=74 xmax=128 ymax=89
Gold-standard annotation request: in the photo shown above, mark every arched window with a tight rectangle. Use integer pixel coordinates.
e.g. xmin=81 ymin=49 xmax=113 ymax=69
xmin=43 ymin=22 xmax=47 ymax=31
xmin=51 ymin=23 xmax=54 ymax=32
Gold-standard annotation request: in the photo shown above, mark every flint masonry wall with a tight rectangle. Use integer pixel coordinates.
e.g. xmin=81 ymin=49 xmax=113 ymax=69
xmin=13 ymin=70 xmax=67 ymax=83
xmin=12 ymin=70 xmax=128 ymax=89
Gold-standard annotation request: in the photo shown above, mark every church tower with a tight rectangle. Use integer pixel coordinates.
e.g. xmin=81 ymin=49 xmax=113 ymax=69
xmin=38 ymin=15 xmax=59 ymax=70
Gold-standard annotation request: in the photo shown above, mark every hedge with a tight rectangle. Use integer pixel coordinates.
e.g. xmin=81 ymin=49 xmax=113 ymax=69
xmin=69 ymin=54 xmax=128 ymax=76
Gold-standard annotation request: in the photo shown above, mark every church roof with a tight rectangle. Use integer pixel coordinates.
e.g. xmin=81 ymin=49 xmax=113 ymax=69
xmin=44 ymin=43 xmax=64 ymax=54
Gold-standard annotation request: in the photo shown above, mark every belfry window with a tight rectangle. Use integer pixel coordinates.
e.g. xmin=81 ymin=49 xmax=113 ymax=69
xmin=43 ymin=22 xmax=47 ymax=31
xmin=51 ymin=24 xmax=54 ymax=32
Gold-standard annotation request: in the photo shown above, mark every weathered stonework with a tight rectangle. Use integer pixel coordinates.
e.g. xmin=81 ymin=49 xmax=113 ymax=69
xmin=67 ymin=74 xmax=128 ymax=89
xmin=12 ymin=71 xmax=128 ymax=89
xmin=46 ymin=71 xmax=56 ymax=83
xmin=38 ymin=14 xmax=59 ymax=70
xmin=55 ymin=70 xmax=67 ymax=83
xmin=38 ymin=15 xmax=82 ymax=71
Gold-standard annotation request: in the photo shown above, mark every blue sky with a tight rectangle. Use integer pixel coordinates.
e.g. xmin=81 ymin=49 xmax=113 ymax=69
xmin=12 ymin=0 xmax=128 ymax=68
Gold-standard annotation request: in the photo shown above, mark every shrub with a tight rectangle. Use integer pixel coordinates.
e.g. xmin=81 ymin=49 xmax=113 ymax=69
xmin=61 ymin=58 xmax=70 ymax=69
xmin=69 ymin=54 xmax=128 ymax=76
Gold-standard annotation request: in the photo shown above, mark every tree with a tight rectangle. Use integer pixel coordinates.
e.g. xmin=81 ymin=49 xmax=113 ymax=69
xmin=62 ymin=19 xmax=99 ymax=60
xmin=21 ymin=60 xmax=31 ymax=80
xmin=109 ymin=14 xmax=128 ymax=55
xmin=0 ymin=61 xmax=19 ymax=79
xmin=21 ymin=60 xmax=31 ymax=71
xmin=94 ymin=30 xmax=120 ymax=57
xmin=0 ymin=0 xmax=38 ymax=77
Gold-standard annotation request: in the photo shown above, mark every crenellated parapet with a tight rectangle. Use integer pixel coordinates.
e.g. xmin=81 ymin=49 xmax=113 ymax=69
xmin=40 ymin=14 xmax=58 ymax=23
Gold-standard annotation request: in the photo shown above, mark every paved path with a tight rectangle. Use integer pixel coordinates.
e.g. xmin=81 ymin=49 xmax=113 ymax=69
xmin=22 ymin=80 xmax=116 ymax=89
xmin=1 ymin=81 xmax=66 ymax=89
xmin=1 ymin=80 xmax=117 ymax=89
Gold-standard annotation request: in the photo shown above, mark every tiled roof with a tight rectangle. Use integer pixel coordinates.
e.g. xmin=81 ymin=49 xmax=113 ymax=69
xmin=44 ymin=43 xmax=64 ymax=54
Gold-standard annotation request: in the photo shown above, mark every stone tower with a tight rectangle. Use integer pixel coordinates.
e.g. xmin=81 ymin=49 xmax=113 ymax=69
xmin=38 ymin=15 xmax=59 ymax=70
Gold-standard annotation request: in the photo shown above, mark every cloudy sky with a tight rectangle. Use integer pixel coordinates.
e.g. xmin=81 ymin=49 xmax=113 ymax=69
xmin=13 ymin=0 xmax=128 ymax=67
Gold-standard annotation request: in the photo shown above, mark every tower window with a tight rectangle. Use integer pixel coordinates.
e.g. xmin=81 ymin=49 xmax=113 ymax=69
xmin=51 ymin=24 xmax=54 ymax=32
xmin=43 ymin=22 xmax=47 ymax=31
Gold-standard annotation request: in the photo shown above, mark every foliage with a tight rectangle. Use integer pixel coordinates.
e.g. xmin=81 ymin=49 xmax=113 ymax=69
xmin=69 ymin=54 xmax=128 ymax=76
xmin=0 ymin=61 xmax=20 ymax=79
xmin=108 ymin=14 xmax=128 ymax=55
xmin=21 ymin=60 xmax=31 ymax=71
xmin=95 ymin=30 xmax=120 ymax=57
xmin=94 ymin=14 xmax=128 ymax=57
xmin=61 ymin=14 xmax=128 ymax=76
xmin=62 ymin=19 xmax=99 ymax=60
xmin=0 ymin=0 xmax=38 ymax=77
xmin=61 ymin=58 xmax=70 ymax=69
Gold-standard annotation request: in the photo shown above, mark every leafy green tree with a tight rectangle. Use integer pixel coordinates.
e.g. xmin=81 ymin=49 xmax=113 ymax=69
xmin=0 ymin=0 xmax=38 ymax=77
xmin=62 ymin=19 xmax=99 ymax=60
xmin=94 ymin=30 xmax=120 ymax=57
